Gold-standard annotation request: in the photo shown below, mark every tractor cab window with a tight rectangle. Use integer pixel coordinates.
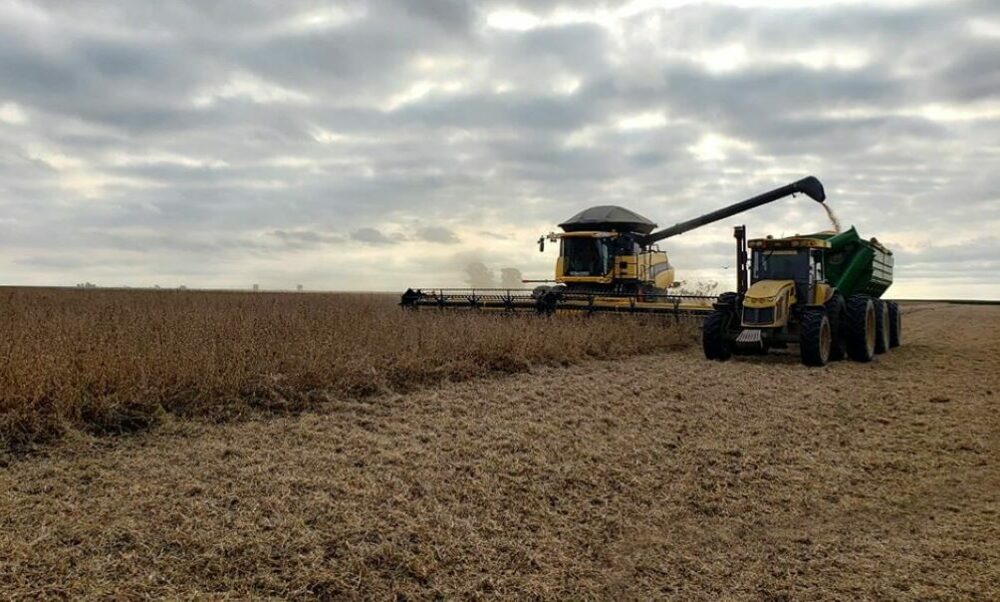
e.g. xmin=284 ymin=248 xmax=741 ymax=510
xmin=812 ymin=250 xmax=825 ymax=283
xmin=563 ymin=237 xmax=613 ymax=277
xmin=752 ymin=250 xmax=810 ymax=283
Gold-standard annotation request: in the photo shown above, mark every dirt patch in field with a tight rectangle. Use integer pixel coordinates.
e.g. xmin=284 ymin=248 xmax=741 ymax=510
xmin=1 ymin=303 xmax=997 ymax=598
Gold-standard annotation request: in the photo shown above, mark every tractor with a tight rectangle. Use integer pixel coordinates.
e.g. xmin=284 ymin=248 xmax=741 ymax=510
xmin=703 ymin=226 xmax=901 ymax=366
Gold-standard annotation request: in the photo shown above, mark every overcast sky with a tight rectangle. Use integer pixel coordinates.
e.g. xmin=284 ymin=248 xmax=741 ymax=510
xmin=1 ymin=0 xmax=997 ymax=297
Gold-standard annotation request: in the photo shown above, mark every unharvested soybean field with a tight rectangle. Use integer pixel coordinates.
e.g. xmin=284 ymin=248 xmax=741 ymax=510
xmin=1 ymin=289 xmax=997 ymax=599
xmin=0 ymin=288 xmax=693 ymax=452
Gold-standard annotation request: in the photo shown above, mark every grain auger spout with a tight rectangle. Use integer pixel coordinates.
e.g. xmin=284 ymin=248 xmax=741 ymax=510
xmin=401 ymin=176 xmax=827 ymax=316
xmin=639 ymin=176 xmax=826 ymax=245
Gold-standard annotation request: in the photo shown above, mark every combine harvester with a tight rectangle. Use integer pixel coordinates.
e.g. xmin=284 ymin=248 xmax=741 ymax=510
xmin=703 ymin=225 xmax=900 ymax=366
xmin=401 ymin=177 xmax=827 ymax=316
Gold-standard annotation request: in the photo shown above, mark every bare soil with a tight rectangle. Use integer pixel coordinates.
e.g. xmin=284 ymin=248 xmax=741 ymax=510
xmin=1 ymin=303 xmax=998 ymax=599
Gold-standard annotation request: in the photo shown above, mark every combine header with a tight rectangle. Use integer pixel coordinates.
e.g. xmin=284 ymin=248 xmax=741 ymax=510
xmin=401 ymin=177 xmax=827 ymax=316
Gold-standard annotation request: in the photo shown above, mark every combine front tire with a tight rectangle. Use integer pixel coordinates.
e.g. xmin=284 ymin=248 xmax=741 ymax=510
xmin=703 ymin=310 xmax=733 ymax=361
xmin=845 ymin=295 xmax=876 ymax=362
xmin=888 ymin=302 xmax=902 ymax=348
xmin=800 ymin=309 xmax=832 ymax=367
xmin=874 ymin=299 xmax=890 ymax=354
xmin=533 ymin=287 xmax=562 ymax=315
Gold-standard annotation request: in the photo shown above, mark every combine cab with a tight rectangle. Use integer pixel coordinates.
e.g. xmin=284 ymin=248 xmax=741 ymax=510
xmin=703 ymin=226 xmax=900 ymax=366
xmin=402 ymin=177 xmax=828 ymax=317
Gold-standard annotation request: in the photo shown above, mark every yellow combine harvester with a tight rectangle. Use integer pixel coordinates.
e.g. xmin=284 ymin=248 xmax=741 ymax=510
xmin=401 ymin=177 xmax=827 ymax=316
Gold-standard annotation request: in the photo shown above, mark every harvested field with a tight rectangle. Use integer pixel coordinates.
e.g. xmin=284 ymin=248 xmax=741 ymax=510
xmin=0 ymin=288 xmax=693 ymax=452
xmin=1 ymin=299 xmax=998 ymax=599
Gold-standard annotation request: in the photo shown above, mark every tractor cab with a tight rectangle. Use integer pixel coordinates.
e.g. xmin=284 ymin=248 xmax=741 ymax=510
xmin=743 ymin=236 xmax=832 ymax=327
xmin=751 ymin=244 xmax=826 ymax=304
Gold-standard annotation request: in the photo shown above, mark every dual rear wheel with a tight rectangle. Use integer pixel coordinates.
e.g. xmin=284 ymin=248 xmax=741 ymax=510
xmin=844 ymin=296 xmax=902 ymax=362
xmin=845 ymin=295 xmax=877 ymax=362
xmin=824 ymin=293 xmax=847 ymax=361
xmin=874 ymin=299 xmax=891 ymax=354
xmin=888 ymin=301 xmax=902 ymax=347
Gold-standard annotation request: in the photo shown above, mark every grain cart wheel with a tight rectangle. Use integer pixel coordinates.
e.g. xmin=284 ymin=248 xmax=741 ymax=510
xmin=845 ymin=295 xmax=876 ymax=362
xmin=888 ymin=302 xmax=902 ymax=348
xmin=800 ymin=309 xmax=832 ymax=367
xmin=873 ymin=299 xmax=890 ymax=354
xmin=702 ymin=310 xmax=733 ymax=361
xmin=824 ymin=293 xmax=847 ymax=361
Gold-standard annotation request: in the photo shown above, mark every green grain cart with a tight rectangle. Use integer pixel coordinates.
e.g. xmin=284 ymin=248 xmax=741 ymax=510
xmin=703 ymin=225 xmax=900 ymax=366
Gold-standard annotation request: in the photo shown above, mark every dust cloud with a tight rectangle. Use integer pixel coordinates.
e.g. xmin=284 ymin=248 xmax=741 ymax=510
xmin=463 ymin=263 xmax=524 ymax=289
xmin=500 ymin=268 xmax=523 ymax=289
xmin=464 ymin=262 xmax=494 ymax=288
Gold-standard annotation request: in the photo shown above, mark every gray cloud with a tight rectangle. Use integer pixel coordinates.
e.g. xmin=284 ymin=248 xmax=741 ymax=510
xmin=894 ymin=237 xmax=1000 ymax=280
xmin=0 ymin=0 xmax=997 ymax=296
xmin=350 ymin=227 xmax=395 ymax=245
xmin=270 ymin=229 xmax=344 ymax=248
xmin=416 ymin=225 xmax=460 ymax=243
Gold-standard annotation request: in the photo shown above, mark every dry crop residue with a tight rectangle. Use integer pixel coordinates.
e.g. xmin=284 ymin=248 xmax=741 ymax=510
xmin=1 ymin=302 xmax=997 ymax=599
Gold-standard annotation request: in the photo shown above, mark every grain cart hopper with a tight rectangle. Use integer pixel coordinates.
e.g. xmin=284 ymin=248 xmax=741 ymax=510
xmin=401 ymin=177 xmax=827 ymax=316
xmin=703 ymin=226 xmax=900 ymax=366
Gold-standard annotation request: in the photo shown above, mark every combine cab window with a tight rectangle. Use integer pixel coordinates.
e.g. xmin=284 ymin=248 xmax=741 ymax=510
xmin=563 ymin=238 xmax=613 ymax=277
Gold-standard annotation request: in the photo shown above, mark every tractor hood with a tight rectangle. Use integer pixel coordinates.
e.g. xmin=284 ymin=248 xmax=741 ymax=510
xmin=744 ymin=280 xmax=795 ymax=307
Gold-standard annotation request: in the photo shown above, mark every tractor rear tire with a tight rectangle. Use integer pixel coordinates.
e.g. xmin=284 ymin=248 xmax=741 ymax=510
xmin=874 ymin=299 xmax=890 ymax=354
xmin=800 ymin=309 xmax=832 ymax=367
xmin=703 ymin=310 xmax=733 ymax=361
xmin=888 ymin=302 xmax=902 ymax=348
xmin=846 ymin=295 xmax=876 ymax=362
xmin=824 ymin=293 xmax=847 ymax=361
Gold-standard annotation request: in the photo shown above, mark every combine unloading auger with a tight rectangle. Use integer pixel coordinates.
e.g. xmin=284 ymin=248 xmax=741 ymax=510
xmin=638 ymin=176 xmax=825 ymax=245
xmin=401 ymin=177 xmax=826 ymax=316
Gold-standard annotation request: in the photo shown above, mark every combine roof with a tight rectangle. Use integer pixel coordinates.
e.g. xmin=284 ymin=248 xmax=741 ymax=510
xmin=558 ymin=205 xmax=657 ymax=234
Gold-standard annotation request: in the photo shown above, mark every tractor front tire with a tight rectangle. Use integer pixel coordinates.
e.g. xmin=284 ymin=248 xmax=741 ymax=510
xmin=824 ymin=293 xmax=847 ymax=361
xmin=888 ymin=302 xmax=902 ymax=348
xmin=874 ymin=299 xmax=890 ymax=354
xmin=703 ymin=310 xmax=733 ymax=361
xmin=800 ymin=309 xmax=832 ymax=367
xmin=846 ymin=295 xmax=876 ymax=362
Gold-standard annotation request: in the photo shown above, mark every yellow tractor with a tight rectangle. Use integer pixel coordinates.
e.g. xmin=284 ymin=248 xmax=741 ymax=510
xmin=703 ymin=227 xmax=898 ymax=366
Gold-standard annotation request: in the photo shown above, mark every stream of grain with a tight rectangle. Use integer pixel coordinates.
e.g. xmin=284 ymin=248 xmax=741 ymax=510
xmin=822 ymin=203 xmax=842 ymax=232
